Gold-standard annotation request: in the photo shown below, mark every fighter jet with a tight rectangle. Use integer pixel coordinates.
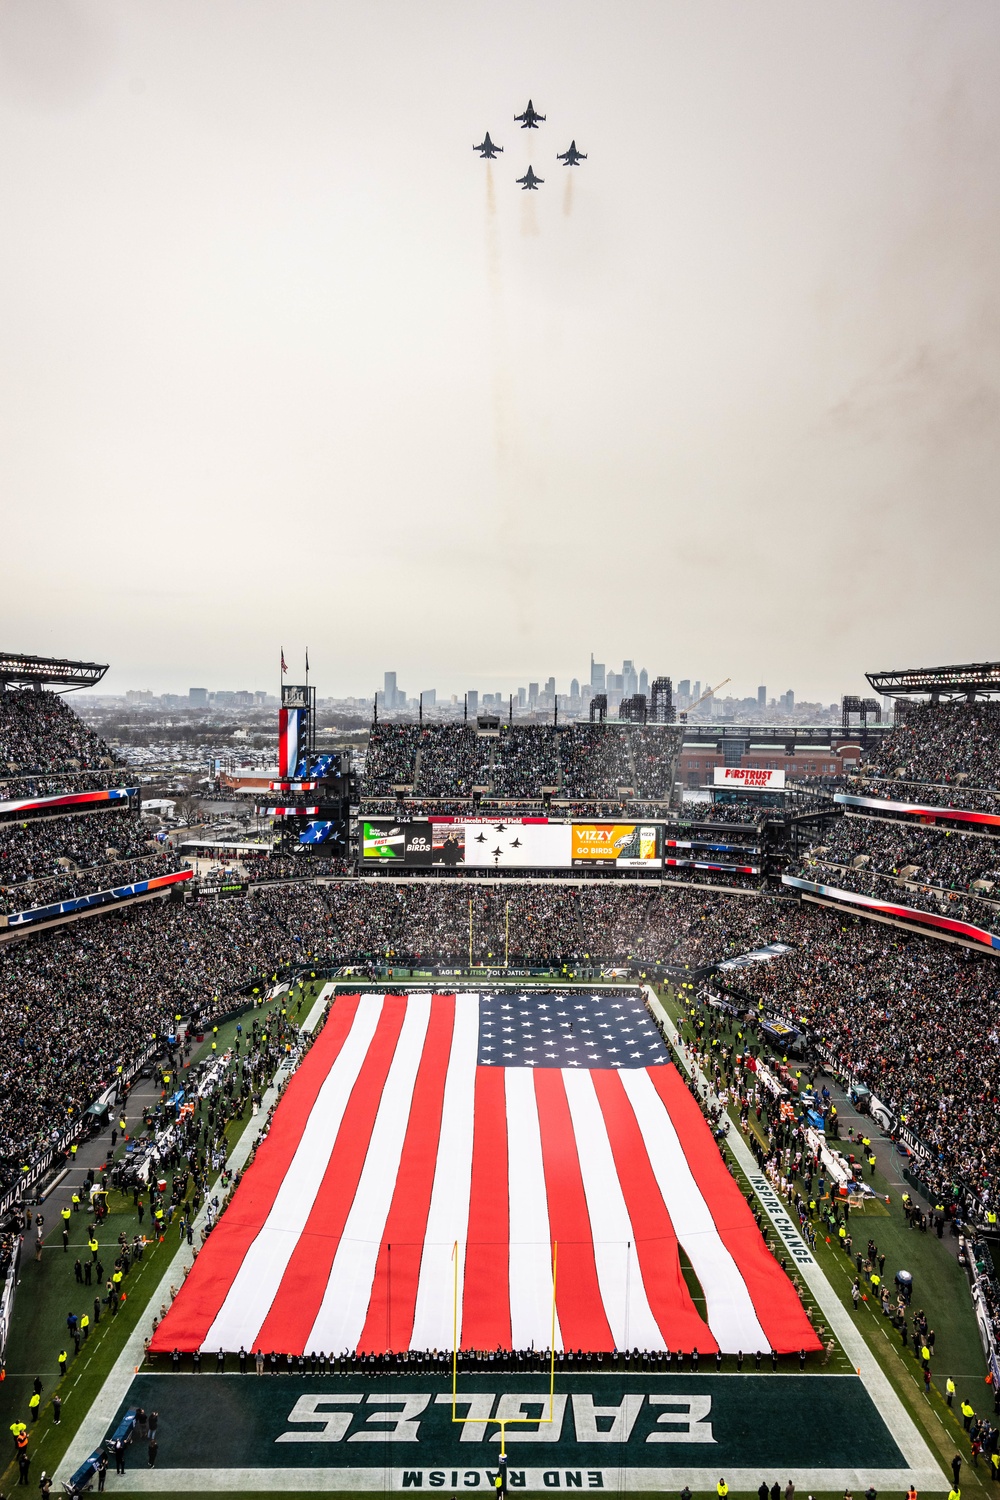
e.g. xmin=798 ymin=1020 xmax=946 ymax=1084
xmin=557 ymin=140 xmax=587 ymax=166
xmin=514 ymin=99 xmax=546 ymax=129
xmin=516 ymin=166 xmax=544 ymax=190
xmin=473 ymin=132 xmax=503 ymax=159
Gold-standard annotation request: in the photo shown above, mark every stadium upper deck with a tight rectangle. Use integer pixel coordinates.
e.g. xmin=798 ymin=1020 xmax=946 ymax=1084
xmin=360 ymin=720 xmax=682 ymax=810
xmin=0 ymin=678 xmax=188 ymax=932
xmin=787 ymin=689 xmax=1000 ymax=949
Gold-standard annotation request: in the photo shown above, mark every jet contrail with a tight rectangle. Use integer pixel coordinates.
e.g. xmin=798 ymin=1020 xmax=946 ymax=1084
xmin=484 ymin=164 xmax=532 ymax=641
xmin=484 ymin=163 xmax=508 ymax=466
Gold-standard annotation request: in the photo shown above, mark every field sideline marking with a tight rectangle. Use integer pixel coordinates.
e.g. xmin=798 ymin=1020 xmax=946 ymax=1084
xmin=66 ymin=1463 xmax=942 ymax=1493
xmin=302 ymin=982 xmax=336 ymax=1033
xmin=647 ymin=988 xmax=946 ymax=1489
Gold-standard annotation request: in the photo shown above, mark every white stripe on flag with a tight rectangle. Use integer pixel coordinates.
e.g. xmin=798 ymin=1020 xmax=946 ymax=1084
xmin=619 ymin=1068 xmax=768 ymax=1352
xmin=409 ymin=994 xmax=480 ymax=1351
xmin=305 ymin=994 xmax=432 ymax=1353
xmin=203 ymin=993 xmax=385 ymax=1352
xmin=505 ymin=1069 xmax=563 ymax=1353
xmin=561 ymin=1068 xmax=663 ymax=1350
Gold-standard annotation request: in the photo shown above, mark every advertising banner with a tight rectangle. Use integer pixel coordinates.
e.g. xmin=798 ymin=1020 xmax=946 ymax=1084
xmin=835 ymin=792 xmax=1000 ymax=830
xmin=362 ymin=823 xmax=466 ymax=867
xmin=4 ymin=868 xmax=193 ymax=929
xmin=782 ymin=873 xmax=1000 ymax=951
xmin=0 ymin=786 xmax=137 ymax=819
xmin=362 ymin=823 xmax=407 ymax=860
xmin=713 ymin=768 xmax=785 ymax=791
xmin=572 ymin=824 xmax=661 ymax=867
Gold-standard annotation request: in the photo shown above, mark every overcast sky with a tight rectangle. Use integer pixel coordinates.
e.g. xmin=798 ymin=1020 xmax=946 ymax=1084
xmin=2 ymin=0 xmax=998 ymax=702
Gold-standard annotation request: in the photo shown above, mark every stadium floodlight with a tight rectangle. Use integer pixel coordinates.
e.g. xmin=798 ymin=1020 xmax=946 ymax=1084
xmin=0 ymin=652 xmax=108 ymax=692
xmin=866 ymin=661 xmax=1000 ymax=700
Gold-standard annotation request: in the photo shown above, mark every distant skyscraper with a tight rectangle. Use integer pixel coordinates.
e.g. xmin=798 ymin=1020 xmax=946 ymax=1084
xmin=528 ymin=682 xmax=539 ymax=707
xmin=517 ymin=687 xmax=526 ymax=708
xmin=639 ymin=668 xmax=648 ymax=696
xmin=467 ymin=690 xmax=479 ymax=716
xmin=384 ymin=671 xmax=398 ymax=709
xmin=570 ymin=678 xmax=580 ymax=699
xmin=545 ymin=676 xmax=556 ymax=698
xmin=677 ymin=679 xmax=690 ymax=703
xmin=590 ymin=656 xmax=606 ymax=692
xmin=622 ymin=660 xmax=637 ymax=697
xmin=189 ymin=688 xmax=208 ymax=706
xmin=783 ymin=689 xmax=794 ymax=711
xmin=757 ymin=685 xmax=766 ymax=709
xmin=421 ymin=689 xmax=436 ymax=707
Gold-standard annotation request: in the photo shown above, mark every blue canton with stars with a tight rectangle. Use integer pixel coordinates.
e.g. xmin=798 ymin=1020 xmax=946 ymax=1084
xmin=476 ymin=992 xmax=670 ymax=1069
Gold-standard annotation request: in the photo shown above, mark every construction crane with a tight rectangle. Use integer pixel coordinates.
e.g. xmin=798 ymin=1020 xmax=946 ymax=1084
xmin=678 ymin=676 xmax=731 ymax=722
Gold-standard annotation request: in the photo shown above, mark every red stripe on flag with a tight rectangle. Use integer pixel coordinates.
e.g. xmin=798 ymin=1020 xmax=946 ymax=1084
xmin=461 ymin=1066 xmax=511 ymax=1350
xmin=591 ymin=1069 xmax=718 ymax=1354
xmin=149 ymin=993 xmax=362 ymax=1353
xmin=533 ymin=1070 xmax=614 ymax=1350
xmin=356 ymin=995 xmax=457 ymax=1354
xmin=647 ymin=1065 xmax=821 ymax=1352
xmin=254 ymin=995 xmax=408 ymax=1354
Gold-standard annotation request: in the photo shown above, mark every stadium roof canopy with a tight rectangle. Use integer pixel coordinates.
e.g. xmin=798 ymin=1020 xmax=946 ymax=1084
xmin=866 ymin=661 xmax=1000 ymax=700
xmin=0 ymin=651 xmax=109 ymax=691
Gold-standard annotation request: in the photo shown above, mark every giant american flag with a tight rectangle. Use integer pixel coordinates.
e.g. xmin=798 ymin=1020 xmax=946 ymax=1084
xmin=151 ymin=992 xmax=819 ymax=1356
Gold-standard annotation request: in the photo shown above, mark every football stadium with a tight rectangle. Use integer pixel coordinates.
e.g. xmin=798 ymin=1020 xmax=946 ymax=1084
xmin=2 ymin=654 xmax=1000 ymax=1496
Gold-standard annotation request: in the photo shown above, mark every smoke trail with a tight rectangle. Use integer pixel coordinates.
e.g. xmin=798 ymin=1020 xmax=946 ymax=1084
xmin=563 ymin=170 xmax=573 ymax=218
xmin=484 ymin=165 xmax=532 ymax=640
xmin=485 ymin=163 xmax=509 ymax=467
xmin=520 ymin=194 xmax=539 ymax=238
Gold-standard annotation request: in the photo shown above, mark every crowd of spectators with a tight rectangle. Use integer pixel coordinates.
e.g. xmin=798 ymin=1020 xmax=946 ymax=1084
xmin=0 ymin=852 xmax=184 ymax=917
xmin=630 ymin=726 xmax=681 ymax=799
xmin=0 ymin=808 xmax=157 ymax=886
xmin=362 ymin=724 xmax=421 ymax=793
xmin=795 ymin=815 xmax=1000 ymax=904
xmin=491 ymin=724 xmax=561 ymax=797
xmin=0 ymin=688 xmax=114 ymax=775
xmin=0 ymin=884 xmax=336 ymax=1190
xmin=561 ymin=724 xmax=633 ymax=798
xmin=715 ymin=904 xmax=1000 ymax=1203
xmin=416 ymin=726 xmax=492 ymax=796
xmin=228 ymin=854 xmax=351 ymax=884
xmin=859 ymin=701 xmax=1000 ymax=803
xmin=0 ymin=808 xmax=184 ymax=916
xmin=360 ymin=722 xmax=682 ymax=810
xmin=850 ymin=773 xmax=1000 ymax=816
xmin=667 ymin=799 xmax=773 ymax=828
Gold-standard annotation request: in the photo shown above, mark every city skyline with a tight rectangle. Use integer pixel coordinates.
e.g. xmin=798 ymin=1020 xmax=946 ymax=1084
xmin=82 ymin=655 xmax=840 ymax=711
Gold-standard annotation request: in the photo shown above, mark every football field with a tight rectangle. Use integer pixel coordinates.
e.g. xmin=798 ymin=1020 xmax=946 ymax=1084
xmin=45 ymin=984 xmax=951 ymax=1494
